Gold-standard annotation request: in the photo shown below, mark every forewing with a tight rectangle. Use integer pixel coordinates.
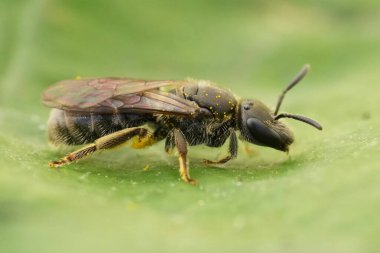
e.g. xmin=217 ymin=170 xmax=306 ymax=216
xmin=42 ymin=78 xmax=199 ymax=116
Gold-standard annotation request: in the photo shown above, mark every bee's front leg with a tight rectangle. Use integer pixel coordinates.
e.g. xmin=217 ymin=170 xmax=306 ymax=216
xmin=203 ymin=128 xmax=238 ymax=165
xmin=173 ymin=129 xmax=197 ymax=185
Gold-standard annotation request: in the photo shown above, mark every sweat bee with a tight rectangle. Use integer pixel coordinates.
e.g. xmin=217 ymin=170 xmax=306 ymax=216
xmin=43 ymin=65 xmax=322 ymax=184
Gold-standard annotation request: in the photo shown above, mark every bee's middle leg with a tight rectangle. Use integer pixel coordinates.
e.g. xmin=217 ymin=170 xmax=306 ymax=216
xmin=49 ymin=127 xmax=149 ymax=167
xmin=172 ymin=129 xmax=197 ymax=185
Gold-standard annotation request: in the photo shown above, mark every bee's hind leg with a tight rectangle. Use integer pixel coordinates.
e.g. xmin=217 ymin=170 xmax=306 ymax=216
xmin=49 ymin=127 xmax=149 ymax=167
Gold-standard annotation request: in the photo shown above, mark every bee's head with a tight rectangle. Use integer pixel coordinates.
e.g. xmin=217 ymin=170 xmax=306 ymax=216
xmin=238 ymin=99 xmax=294 ymax=151
xmin=238 ymin=65 xmax=322 ymax=152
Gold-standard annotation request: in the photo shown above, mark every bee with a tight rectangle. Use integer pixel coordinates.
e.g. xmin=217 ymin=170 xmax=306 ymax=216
xmin=43 ymin=65 xmax=322 ymax=184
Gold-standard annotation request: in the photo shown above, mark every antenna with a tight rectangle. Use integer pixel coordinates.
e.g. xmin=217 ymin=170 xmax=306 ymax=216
xmin=275 ymin=113 xmax=322 ymax=130
xmin=274 ymin=64 xmax=310 ymax=116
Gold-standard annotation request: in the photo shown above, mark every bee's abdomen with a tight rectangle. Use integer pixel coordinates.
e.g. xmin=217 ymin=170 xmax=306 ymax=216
xmin=48 ymin=109 xmax=148 ymax=145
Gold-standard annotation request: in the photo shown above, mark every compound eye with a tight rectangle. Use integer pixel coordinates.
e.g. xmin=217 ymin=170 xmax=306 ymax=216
xmin=246 ymin=118 xmax=282 ymax=148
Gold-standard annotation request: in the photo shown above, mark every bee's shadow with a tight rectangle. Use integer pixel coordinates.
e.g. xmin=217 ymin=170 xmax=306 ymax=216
xmin=61 ymin=147 xmax=315 ymax=185
xmin=189 ymin=152 xmax=313 ymax=184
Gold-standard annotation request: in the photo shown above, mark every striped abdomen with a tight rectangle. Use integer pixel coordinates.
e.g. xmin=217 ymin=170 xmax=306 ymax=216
xmin=48 ymin=109 xmax=149 ymax=145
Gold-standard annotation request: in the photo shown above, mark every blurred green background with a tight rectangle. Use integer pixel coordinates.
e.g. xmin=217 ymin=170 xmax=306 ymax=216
xmin=0 ymin=0 xmax=379 ymax=252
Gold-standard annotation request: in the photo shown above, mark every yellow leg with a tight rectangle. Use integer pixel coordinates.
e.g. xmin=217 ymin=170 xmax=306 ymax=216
xmin=49 ymin=144 xmax=96 ymax=167
xmin=49 ymin=127 xmax=148 ymax=167
xmin=174 ymin=129 xmax=197 ymax=185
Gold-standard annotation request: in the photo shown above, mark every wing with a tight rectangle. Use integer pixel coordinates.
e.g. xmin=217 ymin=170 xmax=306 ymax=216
xmin=42 ymin=78 xmax=199 ymax=116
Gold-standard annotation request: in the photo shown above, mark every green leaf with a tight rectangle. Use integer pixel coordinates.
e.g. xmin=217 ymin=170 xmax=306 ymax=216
xmin=1 ymin=1 xmax=380 ymax=252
